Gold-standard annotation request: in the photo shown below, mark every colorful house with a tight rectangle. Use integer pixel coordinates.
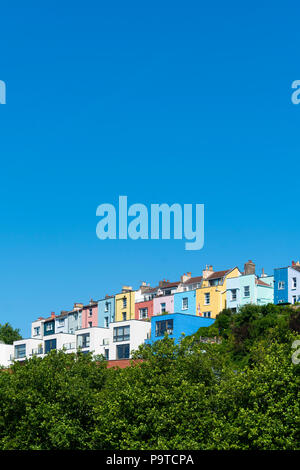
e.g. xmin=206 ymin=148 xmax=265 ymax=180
xmin=196 ymin=265 xmax=241 ymax=318
xmin=115 ymin=286 xmax=136 ymax=322
xmin=135 ymin=299 xmax=154 ymax=320
xmin=147 ymin=313 xmax=215 ymax=344
xmin=98 ymin=295 xmax=115 ymax=327
xmin=81 ymin=300 xmax=98 ymax=329
xmin=227 ymin=273 xmax=274 ymax=311
xmin=274 ymin=260 xmax=300 ymax=305
xmin=173 ymin=289 xmax=197 ymax=315
xmin=153 ymin=294 xmax=174 ymax=316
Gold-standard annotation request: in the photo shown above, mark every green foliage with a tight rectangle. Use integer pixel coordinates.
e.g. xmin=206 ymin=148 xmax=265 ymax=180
xmin=0 ymin=350 xmax=108 ymax=449
xmin=0 ymin=304 xmax=299 ymax=450
xmin=0 ymin=323 xmax=22 ymax=344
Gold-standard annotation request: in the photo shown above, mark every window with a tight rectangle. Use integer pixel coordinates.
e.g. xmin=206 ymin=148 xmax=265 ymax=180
xmin=33 ymin=327 xmax=40 ymax=336
xmin=104 ymin=302 xmax=109 ymax=312
xmin=117 ymin=344 xmax=130 ymax=359
xmin=88 ymin=321 xmax=92 ymax=328
xmin=231 ymin=289 xmax=237 ymax=301
xmin=58 ymin=318 xmax=65 ymax=327
xmin=244 ymin=286 xmax=250 ymax=297
xmin=104 ymin=317 xmax=109 ymax=328
xmin=182 ymin=297 xmax=188 ymax=310
xmin=89 ymin=308 xmax=93 ymax=316
xmin=104 ymin=349 xmax=109 ymax=360
xmin=113 ymin=326 xmax=130 ymax=342
xmin=203 ymin=312 xmax=211 ymax=318
xmin=45 ymin=323 xmax=53 ymax=331
xmin=45 ymin=338 xmax=57 ymax=354
xmin=77 ymin=333 xmax=90 ymax=349
xmin=155 ymin=319 xmax=174 ymax=337
xmin=293 ymin=277 xmax=297 ymax=289
xmin=122 ymin=312 xmax=127 ymax=321
xmin=204 ymin=293 xmax=210 ymax=305
xmin=278 ymin=281 xmax=285 ymax=290
xmin=15 ymin=344 xmax=26 ymax=359
xmin=160 ymin=303 xmax=166 ymax=313
xmin=293 ymin=295 xmax=296 ymax=304
xmin=122 ymin=297 xmax=127 ymax=308
xmin=139 ymin=307 xmax=148 ymax=319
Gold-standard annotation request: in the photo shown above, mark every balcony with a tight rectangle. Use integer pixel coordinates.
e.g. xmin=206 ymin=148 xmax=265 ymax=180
xmin=63 ymin=342 xmax=76 ymax=350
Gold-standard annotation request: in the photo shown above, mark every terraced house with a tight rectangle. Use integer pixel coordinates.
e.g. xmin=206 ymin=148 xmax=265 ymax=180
xmin=226 ymin=261 xmax=274 ymax=311
xmin=274 ymin=260 xmax=300 ymax=305
xmin=115 ymin=286 xmax=136 ymax=322
xmin=196 ymin=265 xmax=241 ymax=318
xmin=0 ymin=259 xmax=294 ymax=368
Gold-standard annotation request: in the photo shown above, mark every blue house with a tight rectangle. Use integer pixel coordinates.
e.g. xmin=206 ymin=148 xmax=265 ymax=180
xmin=274 ymin=261 xmax=300 ymax=305
xmin=173 ymin=290 xmax=196 ymax=316
xmin=98 ymin=295 xmax=115 ymax=328
xmin=147 ymin=313 xmax=215 ymax=345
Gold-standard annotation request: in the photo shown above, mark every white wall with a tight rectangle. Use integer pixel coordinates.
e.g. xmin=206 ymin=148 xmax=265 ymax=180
xmin=108 ymin=319 xmax=151 ymax=360
xmin=0 ymin=343 xmax=14 ymax=367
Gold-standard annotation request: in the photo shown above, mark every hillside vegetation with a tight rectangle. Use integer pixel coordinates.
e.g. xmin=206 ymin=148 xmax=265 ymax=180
xmin=0 ymin=304 xmax=299 ymax=450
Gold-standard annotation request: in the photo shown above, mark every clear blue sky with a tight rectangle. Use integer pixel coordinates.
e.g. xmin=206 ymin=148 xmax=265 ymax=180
xmin=0 ymin=1 xmax=299 ymax=337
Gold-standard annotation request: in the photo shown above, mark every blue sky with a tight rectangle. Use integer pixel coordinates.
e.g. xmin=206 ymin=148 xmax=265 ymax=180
xmin=0 ymin=1 xmax=299 ymax=337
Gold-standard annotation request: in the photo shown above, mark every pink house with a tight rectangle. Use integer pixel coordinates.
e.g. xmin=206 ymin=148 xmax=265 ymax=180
xmin=153 ymin=295 xmax=174 ymax=316
xmin=81 ymin=300 xmax=98 ymax=328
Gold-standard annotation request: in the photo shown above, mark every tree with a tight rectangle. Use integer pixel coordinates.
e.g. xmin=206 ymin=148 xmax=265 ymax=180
xmin=0 ymin=350 xmax=108 ymax=449
xmin=0 ymin=323 xmax=22 ymax=344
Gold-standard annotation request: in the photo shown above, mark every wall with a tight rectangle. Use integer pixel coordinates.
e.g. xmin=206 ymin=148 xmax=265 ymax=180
xmin=173 ymin=290 xmax=196 ymax=315
xmin=148 ymin=313 xmax=215 ymax=344
xmin=274 ymin=267 xmax=289 ymax=304
xmin=135 ymin=299 xmax=153 ymax=320
xmin=81 ymin=304 xmax=98 ymax=328
xmin=98 ymin=296 xmax=115 ymax=327
xmin=115 ymin=291 xmax=136 ymax=322
xmin=153 ymin=295 xmax=174 ymax=316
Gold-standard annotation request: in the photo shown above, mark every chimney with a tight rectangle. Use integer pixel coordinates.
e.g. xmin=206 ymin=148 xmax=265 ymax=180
xmin=140 ymin=282 xmax=151 ymax=294
xmin=181 ymin=272 xmax=192 ymax=283
xmin=122 ymin=285 xmax=132 ymax=292
xmin=51 ymin=312 xmax=55 ymax=319
xmin=73 ymin=303 xmax=83 ymax=310
xmin=203 ymin=265 xmax=214 ymax=279
xmin=105 ymin=294 xmax=110 ymax=299
xmin=261 ymin=267 xmax=267 ymax=278
xmin=244 ymin=260 xmax=255 ymax=275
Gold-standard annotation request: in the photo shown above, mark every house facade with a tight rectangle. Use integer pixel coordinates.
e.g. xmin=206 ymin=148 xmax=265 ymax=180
xmin=173 ymin=290 xmax=197 ymax=315
xmin=115 ymin=286 xmax=136 ymax=322
xmin=98 ymin=295 xmax=115 ymax=327
xmin=226 ymin=274 xmax=274 ymax=311
xmin=274 ymin=261 xmax=300 ymax=304
xmin=147 ymin=313 xmax=215 ymax=344
xmin=196 ymin=266 xmax=241 ymax=318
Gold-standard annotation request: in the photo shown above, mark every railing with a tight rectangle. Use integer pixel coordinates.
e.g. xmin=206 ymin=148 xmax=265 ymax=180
xmin=30 ymin=348 xmax=44 ymax=356
xmin=63 ymin=342 xmax=76 ymax=350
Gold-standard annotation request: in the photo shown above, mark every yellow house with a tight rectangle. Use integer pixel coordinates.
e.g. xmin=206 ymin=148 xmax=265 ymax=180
xmin=196 ymin=266 xmax=241 ymax=318
xmin=115 ymin=286 xmax=136 ymax=322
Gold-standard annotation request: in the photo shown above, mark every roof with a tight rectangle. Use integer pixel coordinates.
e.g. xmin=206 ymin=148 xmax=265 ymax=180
xmin=206 ymin=269 xmax=230 ymax=280
xmin=160 ymin=281 xmax=180 ymax=288
xmin=292 ymin=265 xmax=300 ymax=273
xmin=256 ymin=279 xmax=272 ymax=287
xmin=184 ymin=276 xmax=203 ymax=285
